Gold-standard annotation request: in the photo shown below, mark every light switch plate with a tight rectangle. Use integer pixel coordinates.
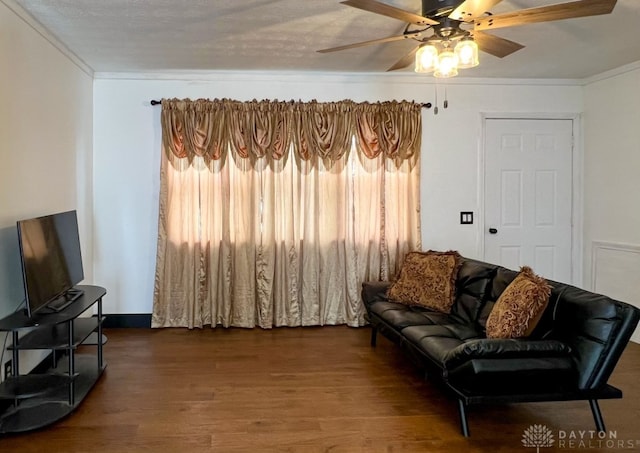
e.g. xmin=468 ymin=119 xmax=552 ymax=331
xmin=460 ymin=212 xmax=473 ymax=225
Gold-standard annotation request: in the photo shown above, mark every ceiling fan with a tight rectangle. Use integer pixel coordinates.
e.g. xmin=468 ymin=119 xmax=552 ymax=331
xmin=318 ymin=0 xmax=617 ymax=76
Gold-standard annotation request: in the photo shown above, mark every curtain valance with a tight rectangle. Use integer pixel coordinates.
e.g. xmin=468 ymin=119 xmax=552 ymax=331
xmin=161 ymin=98 xmax=421 ymax=163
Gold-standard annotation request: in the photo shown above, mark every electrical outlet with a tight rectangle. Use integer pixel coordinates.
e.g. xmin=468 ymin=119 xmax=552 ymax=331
xmin=4 ymin=360 xmax=12 ymax=379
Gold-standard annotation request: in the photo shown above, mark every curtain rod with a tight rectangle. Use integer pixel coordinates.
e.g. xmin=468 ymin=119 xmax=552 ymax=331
xmin=149 ymin=99 xmax=432 ymax=109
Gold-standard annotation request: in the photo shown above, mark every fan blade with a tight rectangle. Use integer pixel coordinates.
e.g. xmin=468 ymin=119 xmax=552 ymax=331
xmin=386 ymin=46 xmax=420 ymax=72
xmin=341 ymin=0 xmax=438 ymax=26
xmin=474 ymin=0 xmax=616 ymax=31
xmin=450 ymin=0 xmax=504 ymax=21
xmin=473 ymin=31 xmax=524 ymax=58
xmin=317 ymin=32 xmax=420 ymax=53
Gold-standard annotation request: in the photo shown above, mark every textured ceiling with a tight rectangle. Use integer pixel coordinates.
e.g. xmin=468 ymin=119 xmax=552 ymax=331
xmin=8 ymin=0 xmax=640 ymax=78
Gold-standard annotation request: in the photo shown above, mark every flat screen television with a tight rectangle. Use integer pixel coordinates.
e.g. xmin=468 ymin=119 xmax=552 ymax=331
xmin=17 ymin=210 xmax=85 ymax=317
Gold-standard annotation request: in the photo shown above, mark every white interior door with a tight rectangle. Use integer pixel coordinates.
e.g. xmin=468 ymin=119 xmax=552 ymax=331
xmin=484 ymin=118 xmax=573 ymax=283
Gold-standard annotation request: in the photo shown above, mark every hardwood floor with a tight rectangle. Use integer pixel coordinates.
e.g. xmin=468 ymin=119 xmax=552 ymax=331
xmin=1 ymin=326 xmax=639 ymax=452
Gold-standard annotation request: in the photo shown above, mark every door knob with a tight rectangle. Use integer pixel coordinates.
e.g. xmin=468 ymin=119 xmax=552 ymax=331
xmin=489 ymin=228 xmax=498 ymax=234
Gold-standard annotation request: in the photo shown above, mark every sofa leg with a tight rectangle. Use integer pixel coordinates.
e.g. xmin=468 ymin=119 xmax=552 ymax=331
xmin=457 ymin=399 xmax=470 ymax=437
xmin=370 ymin=326 xmax=378 ymax=347
xmin=589 ymin=399 xmax=606 ymax=432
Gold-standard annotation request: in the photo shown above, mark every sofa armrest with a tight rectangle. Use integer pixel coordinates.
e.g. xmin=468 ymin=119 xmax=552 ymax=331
xmin=361 ymin=281 xmax=392 ymax=305
xmin=443 ymin=339 xmax=572 ymax=371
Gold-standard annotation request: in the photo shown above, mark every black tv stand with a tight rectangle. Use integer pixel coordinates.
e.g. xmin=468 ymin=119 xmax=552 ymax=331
xmin=0 ymin=285 xmax=106 ymax=434
xmin=46 ymin=288 xmax=84 ymax=312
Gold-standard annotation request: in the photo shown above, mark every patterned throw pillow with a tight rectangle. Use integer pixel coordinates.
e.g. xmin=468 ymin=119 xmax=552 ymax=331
xmin=387 ymin=250 xmax=462 ymax=313
xmin=486 ymin=266 xmax=551 ymax=339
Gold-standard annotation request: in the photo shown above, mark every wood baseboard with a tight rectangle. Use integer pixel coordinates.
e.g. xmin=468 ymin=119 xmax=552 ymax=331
xmin=102 ymin=314 xmax=151 ymax=328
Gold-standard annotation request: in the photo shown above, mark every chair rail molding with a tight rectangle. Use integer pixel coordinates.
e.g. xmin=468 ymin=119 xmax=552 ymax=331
xmin=591 ymin=240 xmax=640 ymax=343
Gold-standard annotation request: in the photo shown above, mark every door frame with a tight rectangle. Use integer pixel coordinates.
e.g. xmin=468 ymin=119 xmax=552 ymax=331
xmin=477 ymin=112 xmax=583 ymax=286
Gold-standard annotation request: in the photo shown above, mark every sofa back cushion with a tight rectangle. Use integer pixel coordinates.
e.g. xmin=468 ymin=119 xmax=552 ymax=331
xmin=477 ymin=266 xmax=519 ymax=329
xmin=549 ymin=283 xmax=640 ymax=390
xmin=450 ymin=259 xmax=497 ymax=324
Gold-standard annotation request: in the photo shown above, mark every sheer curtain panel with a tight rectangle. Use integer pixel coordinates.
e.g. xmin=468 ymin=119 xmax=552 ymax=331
xmin=152 ymin=99 xmax=422 ymax=329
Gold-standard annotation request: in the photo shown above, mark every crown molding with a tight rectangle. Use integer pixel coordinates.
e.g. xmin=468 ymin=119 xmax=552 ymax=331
xmin=93 ymin=69 xmax=581 ymax=87
xmin=582 ymin=60 xmax=640 ymax=86
xmin=1 ymin=0 xmax=94 ymax=77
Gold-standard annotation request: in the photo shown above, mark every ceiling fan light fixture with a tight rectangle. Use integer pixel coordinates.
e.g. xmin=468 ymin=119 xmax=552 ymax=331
xmin=415 ymin=44 xmax=438 ymax=73
xmin=434 ymin=48 xmax=458 ymax=78
xmin=455 ymin=39 xmax=479 ymax=69
xmin=326 ymin=0 xmax=620 ymax=78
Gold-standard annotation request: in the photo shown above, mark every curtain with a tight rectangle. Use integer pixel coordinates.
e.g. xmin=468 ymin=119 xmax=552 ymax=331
xmin=152 ymin=99 xmax=422 ymax=328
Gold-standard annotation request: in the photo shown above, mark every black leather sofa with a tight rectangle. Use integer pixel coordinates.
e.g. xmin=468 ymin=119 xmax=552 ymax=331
xmin=361 ymin=257 xmax=640 ymax=437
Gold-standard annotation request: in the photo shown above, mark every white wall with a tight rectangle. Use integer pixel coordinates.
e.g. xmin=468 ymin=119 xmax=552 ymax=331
xmin=584 ymin=64 xmax=640 ymax=341
xmin=0 ymin=2 xmax=93 ymax=372
xmin=93 ymin=74 xmax=582 ymax=313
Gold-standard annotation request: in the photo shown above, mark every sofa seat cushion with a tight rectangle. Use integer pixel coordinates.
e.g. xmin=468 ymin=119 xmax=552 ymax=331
xmin=370 ymin=301 xmax=454 ymax=330
xmin=400 ymin=324 xmax=484 ymax=365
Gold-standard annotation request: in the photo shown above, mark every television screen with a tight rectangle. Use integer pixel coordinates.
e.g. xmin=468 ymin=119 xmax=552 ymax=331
xmin=17 ymin=210 xmax=84 ymax=317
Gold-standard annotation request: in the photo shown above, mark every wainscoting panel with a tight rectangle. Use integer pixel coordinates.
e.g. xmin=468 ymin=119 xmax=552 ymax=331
xmin=591 ymin=241 xmax=640 ymax=343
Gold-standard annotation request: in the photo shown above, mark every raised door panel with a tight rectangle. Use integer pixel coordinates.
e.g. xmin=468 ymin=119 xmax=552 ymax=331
xmin=485 ymin=118 xmax=573 ymax=282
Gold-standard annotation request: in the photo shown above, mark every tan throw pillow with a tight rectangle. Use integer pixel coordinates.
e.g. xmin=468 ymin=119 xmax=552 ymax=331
xmin=387 ymin=250 xmax=462 ymax=313
xmin=486 ymin=266 xmax=551 ymax=339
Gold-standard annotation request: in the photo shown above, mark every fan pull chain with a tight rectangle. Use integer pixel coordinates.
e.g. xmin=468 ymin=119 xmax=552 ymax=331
xmin=434 ymin=85 xmax=439 ymax=115
xmin=444 ymin=85 xmax=449 ymax=109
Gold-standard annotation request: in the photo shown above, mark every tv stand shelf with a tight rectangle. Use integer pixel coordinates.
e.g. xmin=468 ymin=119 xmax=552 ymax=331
xmin=9 ymin=317 xmax=106 ymax=350
xmin=0 ymin=374 xmax=72 ymax=400
xmin=0 ymin=285 xmax=106 ymax=434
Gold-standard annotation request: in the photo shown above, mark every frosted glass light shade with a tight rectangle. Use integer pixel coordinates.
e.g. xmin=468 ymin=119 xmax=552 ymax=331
xmin=415 ymin=44 xmax=438 ymax=73
xmin=455 ymin=39 xmax=479 ymax=69
xmin=434 ymin=49 xmax=458 ymax=78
